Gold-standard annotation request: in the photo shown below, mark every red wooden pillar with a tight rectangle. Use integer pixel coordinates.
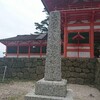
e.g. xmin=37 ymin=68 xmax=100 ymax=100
xmin=28 ymin=43 xmax=30 ymax=58
xmin=64 ymin=26 xmax=67 ymax=58
xmin=17 ymin=42 xmax=19 ymax=58
xmin=40 ymin=45 xmax=42 ymax=58
xmin=90 ymin=12 xmax=95 ymax=58
xmin=63 ymin=12 xmax=68 ymax=58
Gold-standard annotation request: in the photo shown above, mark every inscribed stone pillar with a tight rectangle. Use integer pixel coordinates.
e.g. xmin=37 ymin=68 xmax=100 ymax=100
xmin=25 ymin=11 xmax=73 ymax=100
xmin=44 ymin=11 xmax=61 ymax=81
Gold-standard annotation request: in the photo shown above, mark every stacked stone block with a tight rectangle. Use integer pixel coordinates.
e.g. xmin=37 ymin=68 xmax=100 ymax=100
xmin=62 ymin=58 xmax=96 ymax=84
xmin=0 ymin=58 xmax=98 ymax=85
xmin=95 ymin=59 xmax=100 ymax=90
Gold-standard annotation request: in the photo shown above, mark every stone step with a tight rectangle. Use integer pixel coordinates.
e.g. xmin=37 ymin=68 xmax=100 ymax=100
xmin=25 ymin=89 xmax=73 ymax=100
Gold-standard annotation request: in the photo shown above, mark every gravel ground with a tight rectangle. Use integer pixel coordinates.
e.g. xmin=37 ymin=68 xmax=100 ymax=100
xmin=0 ymin=81 xmax=100 ymax=100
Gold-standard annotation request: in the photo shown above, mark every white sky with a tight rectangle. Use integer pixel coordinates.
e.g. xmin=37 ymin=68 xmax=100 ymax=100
xmin=0 ymin=0 xmax=46 ymax=57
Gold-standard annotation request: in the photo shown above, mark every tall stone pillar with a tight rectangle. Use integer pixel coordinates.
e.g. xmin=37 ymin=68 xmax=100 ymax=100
xmin=44 ymin=11 xmax=61 ymax=81
xmin=25 ymin=11 xmax=73 ymax=100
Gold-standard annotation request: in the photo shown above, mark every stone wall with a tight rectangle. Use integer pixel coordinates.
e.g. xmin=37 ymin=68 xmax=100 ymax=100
xmin=0 ymin=58 xmax=45 ymax=81
xmin=62 ymin=58 xmax=96 ymax=84
xmin=95 ymin=59 xmax=100 ymax=90
xmin=0 ymin=58 xmax=99 ymax=85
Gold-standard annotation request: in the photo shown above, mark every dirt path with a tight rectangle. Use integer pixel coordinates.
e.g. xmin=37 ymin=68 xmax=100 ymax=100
xmin=0 ymin=81 xmax=100 ymax=100
xmin=68 ymin=84 xmax=100 ymax=100
xmin=0 ymin=81 xmax=34 ymax=100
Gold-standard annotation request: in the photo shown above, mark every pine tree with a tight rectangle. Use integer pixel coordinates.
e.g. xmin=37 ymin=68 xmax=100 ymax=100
xmin=34 ymin=9 xmax=49 ymax=34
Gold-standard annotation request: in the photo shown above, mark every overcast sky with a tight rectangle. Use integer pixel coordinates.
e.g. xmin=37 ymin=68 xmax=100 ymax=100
xmin=0 ymin=0 xmax=46 ymax=57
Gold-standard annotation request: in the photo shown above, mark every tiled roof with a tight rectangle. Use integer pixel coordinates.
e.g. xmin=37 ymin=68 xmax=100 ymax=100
xmin=0 ymin=34 xmax=47 ymax=42
xmin=36 ymin=33 xmax=47 ymax=40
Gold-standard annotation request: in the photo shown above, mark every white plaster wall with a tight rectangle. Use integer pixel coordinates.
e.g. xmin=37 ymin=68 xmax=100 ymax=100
xmin=68 ymin=20 xmax=89 ymax=24
xmin=30 ymin=55 xmax=41 ymax=58
xmin=79 ymin=52 xmax=90 ymax=57
xmin=94 ymin=26 xmax=100 ymax=29
xmin=67 ymin=52 xmax=78 ymax=57
xmin=67 ymin=51 xmax=90 ymax=57
xmin=18 ymin=56 xmax=29 ymax=58
xmin=67 ymin=46 xmax=90 ymax=49
xmin=67 ymin=24 xmax=100 ymax=30
xmin=7 ymin=55 xmax=46 ymax=58
xmin=41 ymin=55 xmax=46 ymax=57
xmin=7 ymin=55 xmax=17 ymax=58
xmin=68 ymin=26 xmax=90 ymax=30
xmin=96 ymin=20 xmax=100 ymax=22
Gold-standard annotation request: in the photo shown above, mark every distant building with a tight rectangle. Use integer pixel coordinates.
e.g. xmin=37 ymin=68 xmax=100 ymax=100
xmin=0 ymin=34 xmax=48 ymax=58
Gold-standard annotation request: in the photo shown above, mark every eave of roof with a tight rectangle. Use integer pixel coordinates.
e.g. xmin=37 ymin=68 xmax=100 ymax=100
xmin=0 ymin=34 xmax=47 ymax=43
xmin=41 ymin=0 xmax=49 ymax=13
xmin=0 ymin=35 xmax=38 ymax=42
xmin=36 ymin=33 xmax=47 ymax=40
xmin=41 ymin=0 xmax=100 ymax=12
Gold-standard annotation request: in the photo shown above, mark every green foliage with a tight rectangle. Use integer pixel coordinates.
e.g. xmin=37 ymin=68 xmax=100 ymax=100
xmin=34 ymin=8 xmax=49 ymax=34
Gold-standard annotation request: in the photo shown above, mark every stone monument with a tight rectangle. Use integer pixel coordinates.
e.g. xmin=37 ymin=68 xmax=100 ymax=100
xmin=25 ymin=11 xmax=73 ymax=100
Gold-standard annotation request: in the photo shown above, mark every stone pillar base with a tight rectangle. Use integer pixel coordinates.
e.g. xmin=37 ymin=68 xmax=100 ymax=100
xmin=25 ymin=89 xmax=73 ymax=100
xmin=35 ymin=79 xmax=67 ymax=97
xmin=25 ymin=79 xmax=73 ymax=100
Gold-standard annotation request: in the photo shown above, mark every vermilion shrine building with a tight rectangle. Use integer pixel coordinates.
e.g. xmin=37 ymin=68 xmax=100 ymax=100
xmin=0 ymin=34 xmax=48 ymax=58
xmin=0 ymin=0 xmax=100 ymax=58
